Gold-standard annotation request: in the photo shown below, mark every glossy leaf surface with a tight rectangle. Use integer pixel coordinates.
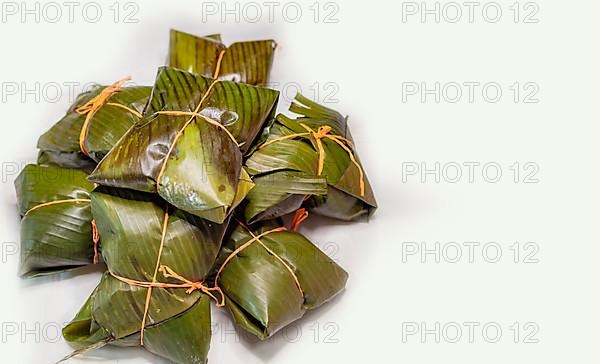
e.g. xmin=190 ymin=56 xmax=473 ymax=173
xmin=38 ymin=85 xmax=151 ymax=163
xmin=169 ymin=29 xmax=276 ymax=86
xmin=89 ymin=67 xmax=278 ymax=223
xmin=14 ymin=164 xmax=96 ymax=277
xmin=244 ymin=94 xmax=377 ymax=221
xmin=217 ymin=226 xmax=348 ymax=339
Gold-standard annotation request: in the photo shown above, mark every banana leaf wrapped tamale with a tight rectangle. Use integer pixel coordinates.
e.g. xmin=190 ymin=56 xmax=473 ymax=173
xmin=169 ymin=29 xmax=276 ymax=86
xmin=37 ymin=79 xmax=151 ymax=166
xmin=212 ymin=222 xmax=348 ymax=339
xmin=88 ymin=66 xmax=279 ymax=223
xmin=62 ymin=188 xmax=226 ymax=363
xmin=14 ymin=164 xmax=98 ymax=277
xmin=245 ymin=94 xmax=377 ymax=222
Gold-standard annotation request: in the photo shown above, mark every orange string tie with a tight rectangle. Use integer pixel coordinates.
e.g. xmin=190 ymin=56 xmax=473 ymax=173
xmin=290 ymin=208 xmax=309 ymax=231
xmin=158 ymin=265 xmax=224 ymax=304
xmin=105 ymin=52 xmax=236 ymax=346
xmin=75 ymin=76 xmax=132 ymax=157
xmin=110 ymin=265 xmax=224 ymax=304
xmin=24 ymin=199 xmax=99 ymax=264
xmin=108 ymin=209 xmax=225 ymax=346
xmin=105 ymin=102 xmax=143 ymax=119
xmin=213 ymin=224 xmax=304 ymax=299
xmin=91 ymin=219 xmax=100 ymax=264
xmin=109 ymin=217 xmax=300 ymax=346
xmin=259 ymin=123 xmax=365 ymax=197
xmin=153 ymin=111 xmax=239 ymax=146
xmin=154 ymin=49 xmax=230 ymax=188
xmin=24 ymin=198 xmax=91 ymax=216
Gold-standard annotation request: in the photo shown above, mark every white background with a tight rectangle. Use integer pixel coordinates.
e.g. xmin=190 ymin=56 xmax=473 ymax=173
xmin=1 ymin=0 xmax=599 ymax=362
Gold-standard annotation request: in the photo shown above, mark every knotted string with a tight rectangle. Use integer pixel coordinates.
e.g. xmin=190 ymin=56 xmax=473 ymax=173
xmin=259 ymin=123 xmax=365 ymax=197
xmin=75 ymin=76 xmax=142 ymax=157
xmin=110 ymin=265 xmax=222 ymax=310
xmin=155 ymin=49 xmax=230 ymax=188
xmin=290 ymin=208 xmax=309 ymax=231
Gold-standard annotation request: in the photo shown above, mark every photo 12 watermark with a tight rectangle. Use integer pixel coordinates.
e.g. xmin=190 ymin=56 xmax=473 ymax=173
xmin=267 ymin=81 xmax=340 ymax=105
xmin=402 ymin=321 xmax=540 ymax=343
xmin=401 ymin=241 xmax=540 ymax=263
xmin=1 ymin=2 xmax=140 ymax=24
xmin=401 ymin=162 xmax=540 ymax=184
xmin=1 ymin=80 xmax=144 ymax=105
xmin=1 ymin=322 xmax=65 ymax=343
xmin=200 ymin=2 xmax=340 ymax=23
xmin=1 ymin=238 xmax=341 ymax=268
xmin=402 ymin=82 xmax=540 ymax=104
xmin=401 ymin=2 xmax=540 ymax=24
xmin=2 ymin=162 xmax=85 ymax=184
xmin=212 ymin=320 xmax=340 ymax=344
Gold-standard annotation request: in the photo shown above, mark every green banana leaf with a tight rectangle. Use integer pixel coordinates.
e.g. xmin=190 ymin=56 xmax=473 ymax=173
xmin=63 ymin=280 xmax=212 ymax=364
xmin=88 ymin=67 xmax=278 ymax=223
xmin=62 ymin=287 xmax=113 ymax=347
xmin=244 ymin=171 xmax=327 ymax=223
xmin=37 ymin=150 xmax=96 ymax=173
xmin=214 ymin=223 xmax=348 ymax=339
xmin=169 ymin=29 xmax=276 ymax=87
xmin=37 ymin=84 xmax=151 ymax=164
xmin=62 ymin=188 xmax=224 ymax=363
xmin=245 ymin=93 xmax=377 ymax=221
xmin=14 ymin=164 xmax=97 ymax=277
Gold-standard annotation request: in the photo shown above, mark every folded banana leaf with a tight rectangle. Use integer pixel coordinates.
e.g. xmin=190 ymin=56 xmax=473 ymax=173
xmin=213 ymin=223 xmax=348 ymax=339
xmin=88 ymin=67 xmax=279 ymax=223
xmin=37 ymin=82 xmax=151 ymax=164
xmin=37 ymin=150 xmax=97 ymax=173
xmin=62 ymin=279 xmax=213 ymax=364
xmin=62 ymin=188 xmax=225 ymax=363
xmin=169 ymin=29 xmax=276 ymax=86
xmin=14 ymin=164 xmax=97 ymax=277
xmin=243 ymin=171 xmax=328 ymax=223
xmin=245 ymin=93 xmax=377 ymax=222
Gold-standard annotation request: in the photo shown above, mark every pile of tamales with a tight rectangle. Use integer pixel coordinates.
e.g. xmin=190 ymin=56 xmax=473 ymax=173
xmin=15 ymin=29 xmax=377 ymax=363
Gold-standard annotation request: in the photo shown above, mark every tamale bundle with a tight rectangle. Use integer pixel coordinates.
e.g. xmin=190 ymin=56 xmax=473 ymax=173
xmin=14 ymin=29 xmax=377 ymax=363
xmin=88 ymin=67 xmax=279 ymax=223
xmin=62 ymin=188 xmax=223 ymax=363
xmin=213 ymin=222 xmax=348 ymax=339
xmin=37 ymin=81 xmax=151 ymax=166
xmin=14 ymin=164 xmax=98 ymax=277
xmin=245 ymin=94 xmax=377 ymax=222
xmin=169 ymin=29 xmax=276 ymax=86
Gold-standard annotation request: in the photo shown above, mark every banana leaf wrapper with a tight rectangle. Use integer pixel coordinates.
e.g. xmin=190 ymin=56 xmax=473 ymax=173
xmin=169 ymin=29 xmax=276 ymax=87
xmin=37 ymin=150 xmax=97 ymax=173
xmin=63 ymin=188 xmax=226 ymax=363
xmin=243 ymin=171 xmax=328 ymax=223
xmin=37 ymin=83 xmax=151 ymax=165
xmin=245 ymin=94 xmax=377 ymax=222
xmin=63 ymin=284 xmax=213 ymax=364
xmin=213 ymin=224 xmax=348 ymax=339
xmin=14 ymin=164 xmax=97 ymax=277
xmin=88 ymin=67 xmax=279 ymax=224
